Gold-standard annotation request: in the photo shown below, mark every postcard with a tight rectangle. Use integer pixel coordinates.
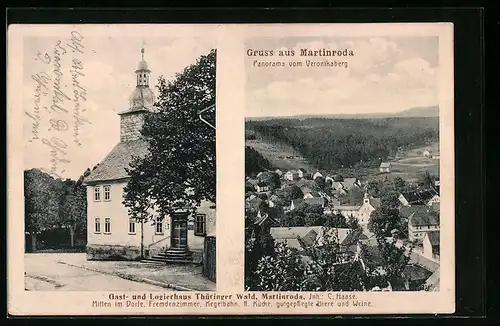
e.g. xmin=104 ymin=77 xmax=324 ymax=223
xmin=8 ymin=23 xmax=454 ymax=315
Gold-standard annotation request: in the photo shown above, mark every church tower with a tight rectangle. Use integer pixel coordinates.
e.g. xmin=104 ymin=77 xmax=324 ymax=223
xmin=118 ymin=47 xmax=155 ymax=142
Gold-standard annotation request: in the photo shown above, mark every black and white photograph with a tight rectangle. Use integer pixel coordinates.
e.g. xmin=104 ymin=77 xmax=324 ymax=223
xmin=244 ymin=37 xmax=443 ymax=292
xmin=22 ymin=34 xmax=217 ymax=291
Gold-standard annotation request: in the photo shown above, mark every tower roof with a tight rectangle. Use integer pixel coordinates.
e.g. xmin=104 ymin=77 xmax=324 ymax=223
xmin=119 ymin=47 xmax=155 ymax=114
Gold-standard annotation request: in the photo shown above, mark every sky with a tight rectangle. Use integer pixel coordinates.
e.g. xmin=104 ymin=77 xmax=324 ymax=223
xmin=23 ymin=36 xmax=215 ymax=180
xmin=244 ymin=36 xmax=439 ymax=117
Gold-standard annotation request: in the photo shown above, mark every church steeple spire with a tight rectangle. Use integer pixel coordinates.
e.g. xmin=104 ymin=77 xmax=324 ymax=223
xmin=135 ymin=46 xmax=151 ymax=87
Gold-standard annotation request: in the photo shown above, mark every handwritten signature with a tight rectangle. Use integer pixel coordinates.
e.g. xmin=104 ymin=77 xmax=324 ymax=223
xmin=26 ymin=30 xmax=90 ymax=178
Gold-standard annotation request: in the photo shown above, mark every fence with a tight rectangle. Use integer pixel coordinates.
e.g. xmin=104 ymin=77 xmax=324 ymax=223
xmin=202 ymin=236 xmax=216 ymax=282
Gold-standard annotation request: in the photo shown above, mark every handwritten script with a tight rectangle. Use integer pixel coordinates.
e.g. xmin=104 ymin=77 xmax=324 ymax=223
xmin=26 ymin=31 xmax=91 ymax=178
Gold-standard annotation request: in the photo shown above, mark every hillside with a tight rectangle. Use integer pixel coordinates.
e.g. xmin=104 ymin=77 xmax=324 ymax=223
xmin=246 ymin=106 xmax=439 ymax=121
xmin=245 ymin=117 xmax=439 ymax=173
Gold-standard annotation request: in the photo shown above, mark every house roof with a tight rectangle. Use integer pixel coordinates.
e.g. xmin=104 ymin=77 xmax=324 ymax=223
xmin=368 ymin=198 xmax=381 ymax=208
xmin=247 ymin=178 xmax=259 ymax=185
xmin=403 ymin=264 xmax=433 ymax=282
xmin=270 ymin=227 xmax=321 ymax=249
xmin=400 ymin=189 xmax=439 ymax=205
xmin=304 ymin=197 xmax=325 ymax=206
xmin=84 ymin=139 xmax=149 ymax=184
xmin=296 ymin=179 xmax=317 ymax=189
xmin=286 ymin=169 xmax=298 ymax=174
xmin=424 ymin=267 xmax=440 ymax=291
xmin=333 ymin=205 xmax=361 ymax=211
xmin=331 ymin=181 xmax=343 ymax=189
xmin=400 ymin=205 xmax=430 ymax=218
xmin=291 ymin=199 xmax=304 ymax=207
xmin=409 ymin=252 xmax=439 ymax=273
xmin=342 ymin=178 xmax=358 ymax=190
xmin=301 ymin=187 xmax=313 ymax=195
xmin=409 ymin=210 xmax=440 ymax=227
xmin=380 ymin=162 xmax=391 ymax=168
xmin=340 ymin=229 xmax=367 ymax=247
xmin=425 ymin=231 xmax=440 ymax=246
xmin=298 ymin=168 xmax=307 ymax=172
xmin=246 ymin=194 xmax=257 ymax=202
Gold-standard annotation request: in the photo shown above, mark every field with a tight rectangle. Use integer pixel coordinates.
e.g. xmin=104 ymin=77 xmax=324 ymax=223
xmin=245 ymin=139 xmax=313 ymax=171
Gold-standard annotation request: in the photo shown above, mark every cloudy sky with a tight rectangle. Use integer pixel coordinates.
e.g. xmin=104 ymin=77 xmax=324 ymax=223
xmin=23 ymin=36 xmax=215 ymax=179
xmin=245 ymin=36 xmax=439 ymax=117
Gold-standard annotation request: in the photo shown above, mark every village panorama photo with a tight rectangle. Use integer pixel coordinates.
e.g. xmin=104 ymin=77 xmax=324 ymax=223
xmin=244 ymin=36 xmax=442 ymax=292
xmin=23 ymin=34 xmax=217 ymax=291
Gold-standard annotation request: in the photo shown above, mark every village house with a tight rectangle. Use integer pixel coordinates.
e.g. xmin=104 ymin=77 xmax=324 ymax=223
xmin=399 ymin=189 xmax=440 ymax=207
xmin=331 ymin=181 xmax=347 ymax=195
xmin=422 ymin=231 xmax=440 ymax=260
xmin=332 ymin=193 xmax=380 ymax=227
xmin=284 ymin=169 xmax=299 ymax=181
xmin=269 ymin=226 xmax=351 ymax=251
xmin=255 ymin=182 xmax=270 ymax=193
xmin=313 ymin=171 xmax=323 ymax=180
xmin=325 ymin=175 xmax=334 ymax=183
xmin=379 ymin=162 xmax=391 ymax=173
xmin=297 ymin=168 xmax=306 ymax=178
xmin=274 ymin=169 xmax=283 ymax=177
xmin=342 ymin=177 xmax=361 ymax=191
xmin=290 ymin=197 xmax=325 ymax=211
xmin=84 ymin=49 xmax=215 ymax=263
xmin=408 ymin=208 xmax=440 ymax=241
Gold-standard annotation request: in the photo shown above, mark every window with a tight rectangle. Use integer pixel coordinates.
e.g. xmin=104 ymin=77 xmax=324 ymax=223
xmin=195 ymin=214 xmax=206 ymax=236
xmin=155 ymin=217 xmax=163 ymax=234
xmin=94 ymin=217 xmax=101 ymax=233
xmin=103 ymin=185 xmax=111 ymax=201
xmin=94 ymin=186 xmax=101 ymax=201
xmin=129 ymin=218 xmax=136 ymax=234
xmin=104 ymin=217 xmax=111 ymax=233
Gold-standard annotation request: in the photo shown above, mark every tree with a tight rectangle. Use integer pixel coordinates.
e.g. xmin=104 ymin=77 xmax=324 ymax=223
xmin=247 ymin=226 xmax=366 ymax=291
xmin=283 ymin=185 xmax=304 ymax=204
xmin=348 ymin=186 xmax=365 ymax=205
xmin=347 ymin=214 xmax=361 ymax=231
xmin=418 ymin=171 xmax=435 ymax=189
xmin=366 ymin=180 xmax=381 ymax=197
xmin=55 ymin=178 xmax=87 ymax=248
xmin=124 ymin=49 xmax=216 ymax=236
xmin=314 ymin=176 xmax=326 ymax=190
xmin=286 ymin=203 xmax=326 ymax=227
xmin=246 ymin=146 xmax=273 ymax=174
xmin=325 ymin=213 xmax=349 ymax=228
xmin=393 ymin=177 xmax=407 ymax=193
xmin=24 ymin=169 xmax=59 ymax=251
xmin=367 ymin=191 xmax=402 ymax=237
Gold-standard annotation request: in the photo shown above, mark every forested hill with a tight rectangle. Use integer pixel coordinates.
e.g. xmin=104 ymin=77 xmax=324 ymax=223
xmin=246 ymin=117 xmax=439 ymax=170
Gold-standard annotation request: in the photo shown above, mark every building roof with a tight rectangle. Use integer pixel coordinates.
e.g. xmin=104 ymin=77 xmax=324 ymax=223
xmin=424 ymin=267 xmax=440 ymax=291
xmin=368 ymin=197 xmax=381 ymax=208
xmin=400 ymin=189 xmax=439 ymax=205
xmin=400 ymin=205 xmax=431 ymax=218
xmin=409 ymin=210 xmax=440 ymax=227
xmin=409 ymin=252 xmax=440 ymax=273
xmin=286 ymin=169 xmax=298 ymax=174
xmin=340 ymin=229 xmax=368 ymax=247
xmin=84 ymin=139 xmax=149 ymax=184
xmin=425 ymin=231 xmax=440 ymax=246
xmin=333 ymin=205 xmax=361 ymax=211
xmin=270 ymin=227 xmax=321 ymax=249
xmin=403 ymin=264 xmax=433 ymax=282
xmin=296 ymin=179 xmax=317 ymax=189
xmin=380 ymin=162 xmax=391 ymax=168
xmin=342 ymin=178 xmax=358 ymax=190
xmin=304 ymin=197 xmax=325 ymax=206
